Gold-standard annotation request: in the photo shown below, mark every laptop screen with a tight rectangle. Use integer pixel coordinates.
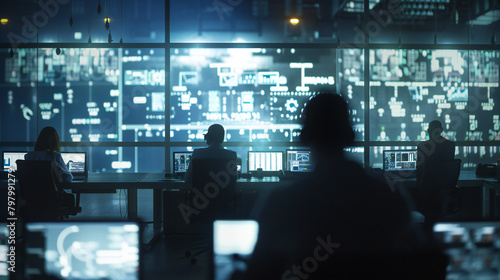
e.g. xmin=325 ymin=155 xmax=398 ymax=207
xmin=286 ymin=150 xmax=312 ymax=172
xmin=2 ymin=151 xmax=27 ymax=172
xmin=24 ymin=221 xmax=140 ymax=280
xmin=383 ymin=150 xmax=417 ymax=171
xmin=433 ymin=222 xmax=500 ymax=279
xmin=248 ymin=151 xmax=283 ymax=172
xmin=173 ymin=152 xmax=193 ymax=173
xmin=60 ymin=152 xmax=87 ymax=174
xmin=213 ymin=220 xmax=259 ymax=280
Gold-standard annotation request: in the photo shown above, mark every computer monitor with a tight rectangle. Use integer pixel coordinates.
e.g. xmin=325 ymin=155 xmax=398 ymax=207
xmin=286 ymin=149 xmax=313 ymax=172
xmin=2 ymin=151 xmax=27 ymax=172
xmin=24 ymin=221 xmax=141 ymax=280
xmin=247 ymin=151 xmax=283 ymax=172
xmin=213 ymin=220 xmax=259 ymax=280
xmin=61 ymin=152 xmax=87 ymax=178
xmin=0 ymin=223 xmax=8 ymax=277
xmin=383 ymin=150 xmax=417 ymax=171
xmin=433 ymin=222 xmax=500 ymax=279
xmin=173 ymin=152 xmax=193 ymax=174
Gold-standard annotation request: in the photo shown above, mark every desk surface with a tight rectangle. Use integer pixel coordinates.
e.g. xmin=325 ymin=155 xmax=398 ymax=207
xmin=59 ymin=170 xmax=499 ymax=190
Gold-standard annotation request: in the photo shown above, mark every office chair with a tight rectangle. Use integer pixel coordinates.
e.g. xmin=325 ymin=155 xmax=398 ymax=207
xmin=184 ymin=158 xmax=238 ymax=264
xmin=416 ymin=159 xmax=462 ymax=231
xmin=16 ymin=160 xmax=81 ymax=222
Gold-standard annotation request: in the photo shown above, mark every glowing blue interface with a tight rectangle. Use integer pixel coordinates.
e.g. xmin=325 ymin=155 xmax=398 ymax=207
xmin=173 ymin=152 xmax=192 ymax=173
xmin=383 ymin=150 xmax=417 ymax=171
xmin=286 ymin=150 xmax=312 ymax=172
xmin=25 ymin=222 xmax=140 ymax=280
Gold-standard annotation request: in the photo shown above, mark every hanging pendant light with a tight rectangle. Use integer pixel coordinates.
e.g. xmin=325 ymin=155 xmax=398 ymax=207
xmin=69 ymin=0 xmax=74 ymax=26
xmin=97 ymin=0 xmax=102 ymax=14
xmin=108 ymin=31 xmax=113 ymax=43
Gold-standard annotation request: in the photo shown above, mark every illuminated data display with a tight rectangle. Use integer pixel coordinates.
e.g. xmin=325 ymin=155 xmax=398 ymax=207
xmin=0 ymin=48 xmax=165 ymax=172
xmin=173 ymin=152 xmax=193 ymax=173
xmin=286 ymin=149 xmax=312 ymax=172
xmin=370 ymin=49 xmax=499 ymax=142
xmin=248 ymin=151 xmax=283 ymax=172
xmin=61 ymin=152 xmax=86 ymax=173
xmin=383 ymin=150 xmax=417 ymax=171
xmin=434 ymin=222 xmax=500 ymax=280
xmin=2 ymin=151 xmax=27 ymax=171
xmin=24 ymin=222 xmax=140 ymax=280
xmin=170 ymin=48 xmax=364 ymax=142
xmin=1 ymin=48 xmax=165 ymax=143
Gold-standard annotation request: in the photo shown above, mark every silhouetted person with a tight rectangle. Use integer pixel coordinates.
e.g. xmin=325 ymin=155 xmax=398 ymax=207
xmin=416 ymin=120 xmax=455 ymax=182
xmin=416 ymin=121 xmax=456 ymax=235
xmin=25 ymin=126 xmax=75 ymax=207
xmin=233 ymin=93 xmax=446 ymax=280
xmin=185 ymin=124 xmax=237 ymax=186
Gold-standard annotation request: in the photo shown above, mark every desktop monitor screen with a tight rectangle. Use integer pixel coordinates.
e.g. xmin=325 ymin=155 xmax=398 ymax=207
xmin=173 ymin=152 xmax=193 ymax=173
xmin=24 ymin=221 xmax=140 ymax=280
xmin=61 ymin=152 xmax=87 ymax=174
xmin=383 ymin=150 xmax=417 ymax=171
xmin=433 ymin=222 xmax=500 ymax=279
xmin=213 ymin=220 xmax=259 ymax=280
xmin=286 ymin=150 xmax=313 ymax=172
xmin=2 ymin=151 xmax=27 ymax=172
xmin=247 ymin=151 xmax=283 ymax=172
xmin=0 ymin=223 xmax=8 ymax=278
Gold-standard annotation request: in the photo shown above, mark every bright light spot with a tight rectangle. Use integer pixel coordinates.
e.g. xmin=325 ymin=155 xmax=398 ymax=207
xmin=290 ymin=18 xmax=300 ymax=25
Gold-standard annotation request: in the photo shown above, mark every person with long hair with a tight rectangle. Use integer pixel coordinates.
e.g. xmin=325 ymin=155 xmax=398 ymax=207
xmin=25 ymin=126 xmax=73 ymax=182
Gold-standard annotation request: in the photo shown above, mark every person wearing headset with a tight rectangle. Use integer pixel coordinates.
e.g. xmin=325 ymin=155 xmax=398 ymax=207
xmin=184 ymin=124 xmax=237 ymax=186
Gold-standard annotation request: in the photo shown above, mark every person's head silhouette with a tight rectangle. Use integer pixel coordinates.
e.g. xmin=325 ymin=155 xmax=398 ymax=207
xmin=427 ymin=120 xmax=443 ymax=141
xmin=34 ymin=126 xmax=61 ymax=152
xmin=204 ymin=124 xmax=225 ymax=146
xmin=300 ymin=92 xmax=354 ymax=151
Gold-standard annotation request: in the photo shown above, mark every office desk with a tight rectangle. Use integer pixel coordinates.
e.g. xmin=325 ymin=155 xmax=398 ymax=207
xmin=385 ymin=171 xmax=498 ymax=219
xmin=56 ymin=171 xmax=499 ymax=238
xmin=62 ymin=173 xmax=282 ymax=241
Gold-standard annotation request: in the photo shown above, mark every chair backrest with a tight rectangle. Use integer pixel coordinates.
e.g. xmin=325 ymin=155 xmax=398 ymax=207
xmin=417 ymin=159 xmax=461 ymax=216
xmin=191 ymin=158 xmax=238 ymax=221
xmin=16 ymin=160 xmax=61 ymax=221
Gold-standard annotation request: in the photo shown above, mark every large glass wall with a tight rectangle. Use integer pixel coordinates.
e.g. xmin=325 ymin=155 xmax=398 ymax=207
xmin=1 ymin=0 xmax=499 ymax=173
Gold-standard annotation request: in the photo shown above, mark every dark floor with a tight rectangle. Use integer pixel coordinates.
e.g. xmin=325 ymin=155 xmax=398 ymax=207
xmin=66 ymin=190 xmax=211 ymax=280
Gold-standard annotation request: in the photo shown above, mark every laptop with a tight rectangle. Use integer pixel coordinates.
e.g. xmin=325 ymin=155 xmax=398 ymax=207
xmin=61 ymin=152 xmax=88 ymax=181
xmin=247 ymin=151 xmax=283 ymax=175
xmin=286 ymin=149 xmax=313 ymax=173
xmin=24 ymin=221 xmax=141 ymax=280
xmin=212 ymin=220 xmax=259 ymax=280
xmin=173 ymin=152 xmax=193 ymax=177
xmin=2 ymin=151 xmax=28 ymax=172
xmin=382 ymin=149 xmax=417 ymax=177
xmin=433 ymin=222 xmax=500 ymax=279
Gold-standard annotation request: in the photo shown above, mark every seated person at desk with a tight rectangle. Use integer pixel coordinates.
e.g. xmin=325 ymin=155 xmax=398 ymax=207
xmin=25 ymin=126 xmax=75 ymax=207
xmin=184 ymin=124 xmax=237 ymax=186
xmin=417 ymin=120 xmax=455 ymax=181
xmin=233 ymin=92 xmax=446 ymax=280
